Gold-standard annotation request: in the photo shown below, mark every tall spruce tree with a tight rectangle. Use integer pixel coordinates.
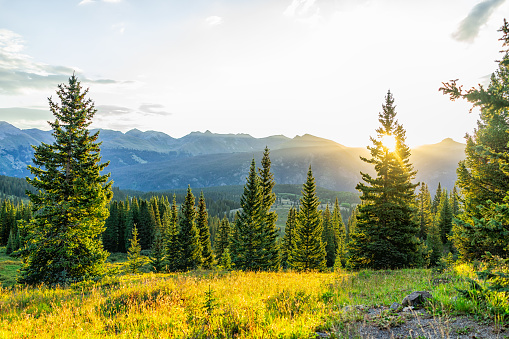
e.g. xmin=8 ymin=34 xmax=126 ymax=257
xmin=436 ymin=190 xmax=453 ymax=244
xmin=149 ymin=230 xmax=166 ymax=272
xmin=346 ymin=205 xmax=359 ymax=243
xmin=417 ymin=183 xmax=433 ymax=240
xmin=19 ymin=75 xmax=112 ymax=285
xmin=281 ymin=207 xmax=296 ymax=269
xmin=348 ymin=91 xmax=420 ymax=269
xmin=0 ymin=200 xmax=15 ymax=245
xmin=431 ymin=183 xmax=442 ymax=215
xmin=289 ymin=167 xmax=326 ymax=271
xmin=440 ymin=20 xmax=509 ymax=260
xmin=231 ymin=159 xmax=263 ymax=270
xmin=322 ymin=204 xmax=337 ymax=268
xmin=258 ymin=147 xmax=280 ymax=270
xmin=427 ymin=221 xmax=443 ymax=266
xmin=197 ymin=192 xmax=214 ymax=269
xmin=138 ymin=200 xmax=156 ymax=250
xmin=177 ymin=186 xmax=201 ymax=271
xmin=214 ymin=214 xmax=231 ymax=260
xmin=165 ymin=195 xmax=180 ymax=272
xmin=332 ymin=198 xmax=347 ymax=266
xmin=450 ymin=186 xmax=461 ymax=217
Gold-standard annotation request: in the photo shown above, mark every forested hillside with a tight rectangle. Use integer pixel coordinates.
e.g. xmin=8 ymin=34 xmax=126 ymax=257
xmin=0 ymin=122 xmax=465 ymax=192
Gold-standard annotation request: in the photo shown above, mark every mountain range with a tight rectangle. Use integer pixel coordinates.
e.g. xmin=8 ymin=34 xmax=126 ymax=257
xmin=0 ymin=121 xmax=465 ymax=193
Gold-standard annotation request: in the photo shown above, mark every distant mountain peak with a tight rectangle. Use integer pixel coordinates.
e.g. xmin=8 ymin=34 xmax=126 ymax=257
xmin=0 ymin=122 xmax=22 ymax=138
xmin=126 ymin=128 xmax=142 ymax=134
xmin=440 ymin=137 xmax=461 ymax=145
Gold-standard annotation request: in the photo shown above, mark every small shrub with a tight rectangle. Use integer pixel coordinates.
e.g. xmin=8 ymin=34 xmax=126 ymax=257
xmin=203 ymin=285 xmax=217 ymax=316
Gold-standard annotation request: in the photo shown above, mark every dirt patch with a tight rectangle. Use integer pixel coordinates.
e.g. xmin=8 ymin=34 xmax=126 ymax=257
xmin=318 ymin=307 xmax=508 ymax=338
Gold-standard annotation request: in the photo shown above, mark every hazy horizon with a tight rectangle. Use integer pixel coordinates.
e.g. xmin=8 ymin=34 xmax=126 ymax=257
xmin=1 ymin=0 xmax=508 ymax=147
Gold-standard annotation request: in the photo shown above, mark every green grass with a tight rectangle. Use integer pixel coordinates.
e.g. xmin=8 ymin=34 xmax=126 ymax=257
xmin=0 ymin=247 xmax=22 ymax=287
xmin=0 ymin=250 xmax=506 ymax=338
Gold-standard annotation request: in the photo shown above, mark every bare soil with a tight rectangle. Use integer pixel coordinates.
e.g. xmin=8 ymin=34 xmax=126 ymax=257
xmin=317 ymin=307 xmax=508 ymax=339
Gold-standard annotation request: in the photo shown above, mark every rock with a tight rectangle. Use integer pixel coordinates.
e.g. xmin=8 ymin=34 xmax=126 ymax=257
xmin=402 ymin=306 xmax=414 ymax=312
xmin=390 ymin=302 xmax=402 ymax=311
xmin=401 ymin=291 xmax=432 ymax=308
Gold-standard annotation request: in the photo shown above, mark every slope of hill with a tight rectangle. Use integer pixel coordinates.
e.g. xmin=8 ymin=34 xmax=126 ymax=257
xmin=0 ymin=121 xmax=465 ymax=192
xmin=411 ymin=138 xmax=466 ymax=192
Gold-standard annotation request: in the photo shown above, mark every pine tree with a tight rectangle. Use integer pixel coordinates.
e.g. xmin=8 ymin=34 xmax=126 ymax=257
xmin=165 ymin=195 xmax=180 ymax=272
xmin=197 ymin=192 xmax=214 ymax=269
xmin=322 ymin=205 xmax=336 ymax=268
xmin=178 ymin=186 xmax=201 ymax=271
xmin=127 ymin=225 xmax=143 ymax=274
xmin=219 ymin=248 xmax=232 ymax=270
xmin=230 ymin=159 xmax=263 ymax=270
xmin=0 ymin=200 xmax=15 ymax=245
xmin=5 ymin=228 xmax=16 ymax=255
xmin=441 ymin=21 xmax=509 ymax=259
xmin=158 ymin=196 xmax=170 ymax=234
xmin=289 ymin=167 xmax=326 ymax=271
xmin=258 ymin=147 xmax=280 ymax=270
xmin=436 ymin=190 xmax=453 ymax=245
xmin=150 ymin=197 xmax=163 ymax=232
xmin=417 ymin=183 xmax=433 ymax=240
xmin=431 ymin=183 xmax=442 ymax=215
xmin=149 ymin=230 xmax=166 ymax=272
xmin=346 ymin=205 xmax=359 ymax=243
xmin=138 ymin=199 xmax=156 ymax=250
xmin=427 ymin=221 xmax=443 ymax=266
xmin=348 ymin=91 xmax=420 ymax=269
xmin=332 ymin=198 xmax=347 ymax=266
xmin=19 ymin=75 xmax=112 ymax=285
xmin=281 ymin=207 xmax=296 ymax=269
xmin=214 ymin=214 xmax=231 ymax=260
xmin=450 ymin=186 xmax=461 ymax=217
xmin=125 ymin=197 xmax=139 ymax=253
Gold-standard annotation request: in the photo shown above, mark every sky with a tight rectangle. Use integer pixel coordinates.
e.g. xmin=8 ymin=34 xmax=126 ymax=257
xmin=1 ymin=0 xmax=509 ymax=147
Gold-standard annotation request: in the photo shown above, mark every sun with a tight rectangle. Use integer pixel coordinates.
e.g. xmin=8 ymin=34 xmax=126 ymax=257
xmin=381 ymin=134 xmax=397 ymax=152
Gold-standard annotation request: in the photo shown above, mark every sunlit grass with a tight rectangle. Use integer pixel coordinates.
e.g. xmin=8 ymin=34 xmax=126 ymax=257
xmin=0 ymin=248 xmax=506 ymax=338
xmin=0 ymin=269 xmax=434 ymax=338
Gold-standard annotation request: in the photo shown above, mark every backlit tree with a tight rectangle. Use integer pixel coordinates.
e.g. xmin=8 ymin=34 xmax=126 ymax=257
xmin=19 ymin=75 xmax=112 ymax=285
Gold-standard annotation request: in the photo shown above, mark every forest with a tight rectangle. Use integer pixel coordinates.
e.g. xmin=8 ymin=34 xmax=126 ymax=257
xmin=1 ymin=19 xmax=509 ymax=339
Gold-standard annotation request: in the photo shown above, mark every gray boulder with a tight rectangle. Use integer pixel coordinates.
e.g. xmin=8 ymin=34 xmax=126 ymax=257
xmin=401 ymin=291 xmax=432 ymax=308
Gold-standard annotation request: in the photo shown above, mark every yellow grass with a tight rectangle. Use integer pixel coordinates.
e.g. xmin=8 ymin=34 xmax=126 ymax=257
xmin=0 ymin=269 xmax=433 ymax=338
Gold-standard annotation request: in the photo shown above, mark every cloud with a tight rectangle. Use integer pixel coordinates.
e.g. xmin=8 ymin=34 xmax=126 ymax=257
xmin=96 ymin=105 xmax=134 ymax=116
xmin=283 ymin=0 xmax=319 ymax=18
xmin=96 ymin=104 xmax=171 ymax=117
xmin=0 ymin=29 xmax=121 ymax=94
xmin=78 ymin=0 xmax=121 ymax=5
xmin=205 ymin=16 xmax=223 ymax=26
xmin=452 ymin=0 xmax=506 ymax=43
xmin=138 ymin=103 xmax=171 ymax=116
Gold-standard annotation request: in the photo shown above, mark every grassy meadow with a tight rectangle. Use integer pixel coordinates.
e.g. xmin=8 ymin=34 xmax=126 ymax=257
xmin=0 ymin=247 xmax=507 ymax=338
